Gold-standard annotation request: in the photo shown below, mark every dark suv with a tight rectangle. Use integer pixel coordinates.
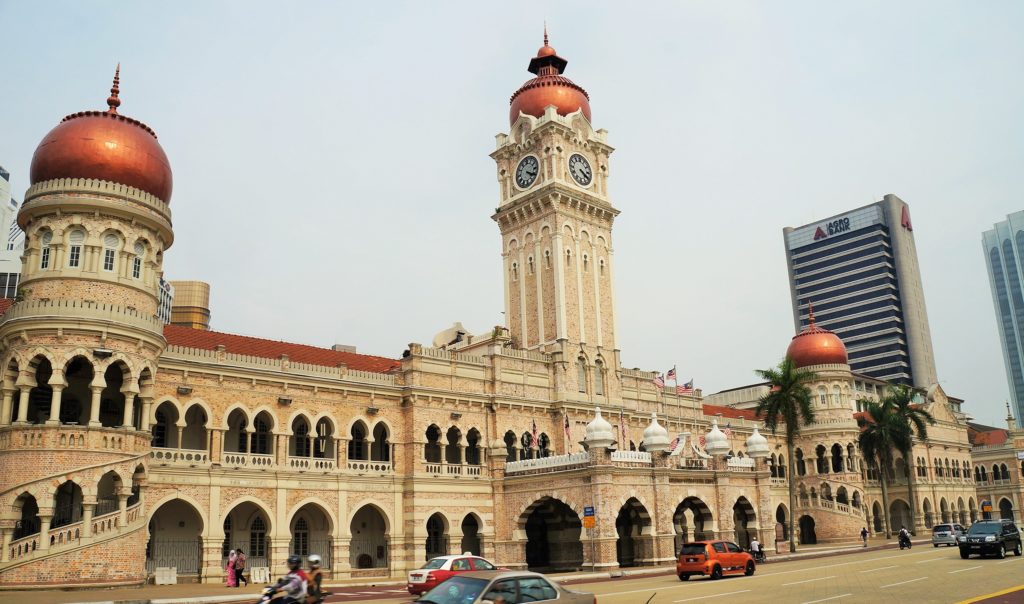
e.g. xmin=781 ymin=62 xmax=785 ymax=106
xmin=959 ymin=520 xmax=1023 ymax=559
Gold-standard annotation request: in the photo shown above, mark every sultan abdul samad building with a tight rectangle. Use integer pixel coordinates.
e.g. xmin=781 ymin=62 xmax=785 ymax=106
xmin=0 ymin=35 xmax=1022 ymax=589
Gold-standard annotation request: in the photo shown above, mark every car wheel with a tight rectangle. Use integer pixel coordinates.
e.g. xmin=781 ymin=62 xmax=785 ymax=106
xmin=1015 ymin=542 xmax=1022 ymax=557
xmin=678 ymin=573 xmax=690 ymax=581
xmin=710 ymin=565 xmax=723 ymax=580
xmin=933 ymin=544 xmax=938 ymax=548
xmin=959 ymin=550 xmax=970 ymax=559
xmin=997 ymin=544 xmax=1006 ymax=559
xmin=744 ymin=561 xmax=755 ymax=576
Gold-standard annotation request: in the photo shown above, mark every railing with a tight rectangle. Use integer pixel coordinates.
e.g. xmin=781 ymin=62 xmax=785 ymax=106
xmin=0 ymin=424 xmax=150 ymax=454
xmin=727 ymin=457 xmax=756 ymax=470
xmin=346 ymin=460 xmax=392 ymax=474
xmin=1 ymin=298 xmax=163 ymax=334
xmin=147 ymin=538 xmax=203 ymax=575
xmin=150 ymin=447 xmax=210 ymax=467
xmin=47 ymin=521 xmax=82 ymax=548
xmin=222 ymin=452 xmax=275 ymax=468
xmin=425 ymin=463 xmax=443 ymax=474
xmin=8 ymin=533 xmax=40 ymax=561
xmin=505 ymin=452 xmax=590 ymax=474
xmin=466 ymin=465 xmax=483 ymax=477
xmin=290 ymin=538 xmax=333 ymax=569
xmin=288 ymin=456 xmax=337 ymax=472
xmin=446 ymin=464 xmax=463 ymax=476
xmin=611 ymin=451 xmax=652 ymax=464
xmin=350 ymin=537 xmax=389 ymax=570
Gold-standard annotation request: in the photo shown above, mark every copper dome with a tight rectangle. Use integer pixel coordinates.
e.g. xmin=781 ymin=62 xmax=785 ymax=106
xmin=509 ymin=32 xmax=591 ymax=126
xmin=29 ymin=66 xmax=173 ymax=203
xmin=786 ymin=304 xmax=848 ymax=368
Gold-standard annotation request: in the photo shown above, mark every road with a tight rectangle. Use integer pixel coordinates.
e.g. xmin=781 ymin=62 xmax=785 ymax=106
xmin=324 ymin=546 xmax=1024 ymax=604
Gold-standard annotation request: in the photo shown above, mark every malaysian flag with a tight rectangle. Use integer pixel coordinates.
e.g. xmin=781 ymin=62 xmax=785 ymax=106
xmin=563 ymin=415 xmax=572 ymax=450
xmin=531 ymin=419 xmax=539 ymax=448
xmin=668 ymin=433 xmax=682 ymax=451
xmin=619 ymin=408 xmax=628 ymax=446
xmin=666 ymin=367 xmax=677 ymax=381
xmin=677 ymin=379 xmax=694 ymax=395
xmin=699 ymin=434 xmax=706 ymax=448
xmin=653 ymin=375 xmax=665 ymax=389
xmin=723 ymin=422 xmax=732 ymax=438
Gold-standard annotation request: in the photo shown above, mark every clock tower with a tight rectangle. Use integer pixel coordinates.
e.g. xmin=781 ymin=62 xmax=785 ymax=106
xmin=492 ymin=32 xmax=621 ymax=400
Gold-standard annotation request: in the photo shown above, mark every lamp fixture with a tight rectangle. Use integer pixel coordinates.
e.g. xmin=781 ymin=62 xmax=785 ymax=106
xmin=93 ymin=348 xmax=114 ymax=359
xmin=366 ymin=406 xmax=379 ymax=415
xmin=176 ymin=386 xmax=193 ymax=395
xmin=277 ymin=397 xmax=292 ymax=406
xmin=450 ymin=412 xmax=462 ymax=420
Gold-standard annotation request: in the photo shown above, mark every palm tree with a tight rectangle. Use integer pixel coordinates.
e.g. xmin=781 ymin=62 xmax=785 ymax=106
xmin=883 ymin=384 xmax=935 ymax=534
xmin=755 ymin=356 xmax=817 ymax=553
xmin=856 ymin=398 xmax=914 ymax=539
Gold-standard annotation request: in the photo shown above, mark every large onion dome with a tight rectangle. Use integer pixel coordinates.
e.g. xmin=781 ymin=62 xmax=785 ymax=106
xmin=29 ymin=65 xmax=173 ymax=203
xmin=584 ymin=406 xmax=615 ymax=449
xmin=786 ymin=303 xmax=848 ymax=368
xmin=642 ymin=413 xmax=670 ymax=452
xmin=509 ymin=29 xmax=591 ymax=126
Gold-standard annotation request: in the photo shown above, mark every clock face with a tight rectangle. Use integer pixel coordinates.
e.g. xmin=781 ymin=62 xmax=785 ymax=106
xmin=568 ymin=153 xmax=593 ymax=187
xmin=515 ymin=155 xmax=539 ymax=189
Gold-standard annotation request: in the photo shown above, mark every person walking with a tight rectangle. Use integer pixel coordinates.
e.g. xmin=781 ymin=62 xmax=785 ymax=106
xmin=226 ymin=549 xmax=237 ymax=587
xmin=235 ymin=548 xmax=248 ymax=587
xmin=860 ymin=527 xmax=869 ymax=547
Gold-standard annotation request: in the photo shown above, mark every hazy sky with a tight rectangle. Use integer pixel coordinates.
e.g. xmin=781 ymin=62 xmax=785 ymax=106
xmin=2 ymin=1 xmax=1022 ymax=427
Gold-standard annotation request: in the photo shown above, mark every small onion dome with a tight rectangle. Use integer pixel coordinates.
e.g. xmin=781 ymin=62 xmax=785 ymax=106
xmin=29 ymin=65 xmax=173 ymax=203
xmin=584 ymin=406 xmax=615 ymax=449
xmin=786 ymin=303 xmax=848 ymax=368
xmin=745 ymin=426 xmax=770 ymax=458
xmin=642 ymin=412 xmax=670 ymax=452
xmin=509 ymin=31 xmax=591 ymax=126
xmin=704 ymin=419 xmax=730 ymax=457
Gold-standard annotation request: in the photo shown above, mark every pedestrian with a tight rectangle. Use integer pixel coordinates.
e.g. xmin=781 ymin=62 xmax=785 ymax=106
xmin=226 ymin=549 xmax=237 ymax=587
xmin=235 ymin=548 xmax=247 ymax=587
xmin=860 ymin=526 xmax=869 ymax=547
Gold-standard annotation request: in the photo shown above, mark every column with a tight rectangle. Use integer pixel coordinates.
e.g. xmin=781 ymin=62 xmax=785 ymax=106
xmin=37 ymin=514 xmax=52 ymax=551
xmin=82 ymin=501 xmax=96 ymax=538
xmin=46 ymin=385 xmax=64 ymax=425
xmin=175 ymin=425 xmax=184 ymax=450
xmin=14 ymin=387 xmax=30 ymax=424
xmin=139 ymin=397 xmax=154 ymax=431
xmin=117 ymin=489 xmax=131 ymax=527
xmin=88 ymin=386 xmax=103 ymax=426
xmin=0 ymin=387 xmax=15 ymax=426
xmin=120 ymin=390 xmax=137 ymax=428
xmin=0 ymin=527 xmax=12 ymax=562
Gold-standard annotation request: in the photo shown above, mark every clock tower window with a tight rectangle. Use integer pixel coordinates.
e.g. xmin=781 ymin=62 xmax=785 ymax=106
xmin=39 ymin=231 xmax=53 ymax=270
xmin=577 ymin=358 xmax=588 ymax=394
xmin=67 ymin=229 xmax=85 ymax=268
xmin=594 ymin=359 xmax=605 ymax=395
xmin=544 ymin=249 xmax=551 ymax=269
xmin=527 ymin=256 xmax=535 ymax=275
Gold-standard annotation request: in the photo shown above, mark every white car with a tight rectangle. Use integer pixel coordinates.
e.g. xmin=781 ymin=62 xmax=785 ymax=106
xmin=932 ymin=523 xmax=966 ymax=547
xmin=407 ymin=554 xmax=500 ymax=595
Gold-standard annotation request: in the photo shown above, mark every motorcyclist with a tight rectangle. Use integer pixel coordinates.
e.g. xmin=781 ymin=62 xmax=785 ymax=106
xmin=898 ymin=526 xmax=911 ymax=548
xmin=305 ymin=554 xmax=324 ymax=604
xmin=271 ymin=555 xmax=308 ymax=604
xmin=749 ymin=537 xmax=764 ymax=562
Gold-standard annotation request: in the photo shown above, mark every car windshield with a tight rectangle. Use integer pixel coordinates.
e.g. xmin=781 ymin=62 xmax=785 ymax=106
xmin=967 ymin=523 xmax=1001 ymax=535
xmin=417 ymin=576 xmax=488 ymax=604
xmin=933 ymin=525 xmax=953 ymax=533
xmin=680 ymin=544 xmax=706 ymax=555
xmin=421 ymin=558 xmax=447 ymax=570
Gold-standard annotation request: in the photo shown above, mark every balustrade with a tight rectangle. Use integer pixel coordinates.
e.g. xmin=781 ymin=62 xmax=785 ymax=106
xmin=222 ymin=452 xmax=275 ymax=468
xmin=505 ymin=452 xmax=590 ymax=474
xmin=610 ymin=450 xmax=652 ymax=464
xmin=150 ymin=448 xmax=210 ymax=467
xmin=726 ymin=457 xmax=756 ymax=471
xmin=346 ymin=459 xmax=392 ymax=474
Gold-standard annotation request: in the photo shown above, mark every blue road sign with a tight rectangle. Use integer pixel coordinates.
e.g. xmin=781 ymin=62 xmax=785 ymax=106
xmin=584 ymin=506 xmax=595 ymax=517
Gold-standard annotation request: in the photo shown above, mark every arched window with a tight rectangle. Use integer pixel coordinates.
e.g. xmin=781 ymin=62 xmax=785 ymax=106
xmin=817 ymin=387 xmax=827 ymax=406
xmin=132 ymin=242 xmax=145 ymax=279
xmin=293 ymin=419 xmax=310 ymax=457
xmin=527 ymin=256 xmax=534 ymax=275
xmin=348 ymin=422 xmax=368 ymax=461
xmin=293 ymin=517 xmax=309 ymax=556
xmin=594 ymin=359 xmax=604 ymax=396
xmin=538 ymin=433 xmax=551 ymax=457
xmin=565 ymin=248 xmax=572 ymax=266
xmin=511 ymin=262 xmax=518 ymax=281
xmin=599 ymin=258 xmax=605 ymax=275
xmin=68 ymin=230 xmax=85 ymax=268
xmin=102 ymin=233 xmax=119 ymax=272
xmin=251 ymin=416 xmax=271 ymax=455
xmin=577 ymin=358 xmax=588 ymax=394
xmin=832 ymin=385 xmax=841 ymax=405
xmin=582 ymin=254 xmax=589 ymax=272
xmin=40 ymin=231 xmax=53 ymax=270
xmin=249 ymin=516 xmax=267 ymax=558
xmin=544 ymin=249 xmax=551 ymax=269
xmin=503 ymin=430 xmax=516 ymax=463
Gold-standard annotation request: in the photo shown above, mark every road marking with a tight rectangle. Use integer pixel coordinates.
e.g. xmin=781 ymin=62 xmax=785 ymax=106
xmin=881 ymin=576 xmax=928 ymax=589
xmin=954 ymin=584 xmax=1024 ymax=604
xmin=915 ymin=557 xmax=943 ymax=563
xmin=783 ymin=575 xmax=835 ymax=586
xmin=673 ymin=590 xmax=751 ymax=602
xmin=858 ymin=565 xmax=896 ymax=573
xmin=997 ymin=558 xmax=1023 ymax=564
xmin=801 ymin=595 xmax=852 ymax=604
xmin=948 ymin=565 xmax=982 ymax=574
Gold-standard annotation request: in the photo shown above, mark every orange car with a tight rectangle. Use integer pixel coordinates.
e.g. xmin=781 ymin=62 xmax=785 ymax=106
xmin=676 ymin=540 xmax=755 ymax=581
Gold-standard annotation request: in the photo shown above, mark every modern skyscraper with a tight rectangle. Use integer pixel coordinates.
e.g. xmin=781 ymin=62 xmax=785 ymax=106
xmin=982 ymin=211 xmax=1024 ymax=422
xmin=0 ymin=165 xmax=25 ymax=298
xmin=783 ymin=195 xmax=938 ymax=387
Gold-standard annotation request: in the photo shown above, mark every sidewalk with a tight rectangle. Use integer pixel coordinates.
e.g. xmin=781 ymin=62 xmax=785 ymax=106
xmin=7 ymin=536 xmax=929 ymax=604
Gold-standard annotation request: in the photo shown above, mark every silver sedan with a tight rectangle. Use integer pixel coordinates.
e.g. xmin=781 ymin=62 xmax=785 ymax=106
xmin=413 ymin=570 xmax=594 ymax=604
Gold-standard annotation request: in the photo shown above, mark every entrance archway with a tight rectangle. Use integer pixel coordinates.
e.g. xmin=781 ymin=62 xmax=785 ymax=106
xmin=12 ymin=493 xmax=40 ymax=540
xmin=798 ymin=515 xmax=817 ymax=544
xmin=521 ymin=497 xmax=582 ymax=571
xmin=350 ymin=505 xmax=389 ymax=570
xmin=733 ymin=497 xmax=756 ymax=549
xmin=461 ymin=514 xmax=482 ymax=556
xmin=147 ymin=499 xmax=203 ymax=579
xmin=775 ymin=504 xmax=789 ymax=541
xmin=223 ymin=501 xmax=272 ymax=568
xmin=615 ymin=498 xmax=650 ymax=568
xmin=290 ymin=503 xmax=333 ymax=569
xmin=890 ymin=500 xmax=912 ymax=532
xmin=999 ymin=498 xmax=1014 ymax=521
xmin=426 ymin=512 xmax=449 ymax=560
xmin=872 ymin=501 xmax=883 ymax=533
xmin=673 ymin=497 xmax=713 ymax=553
xmin=922 ymin=498 xmax=933 ymax=528
xmin=52 ymin=481 xmax=83 ymax=529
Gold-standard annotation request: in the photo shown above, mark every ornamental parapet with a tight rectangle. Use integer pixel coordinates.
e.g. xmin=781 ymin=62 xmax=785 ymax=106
xmin=0 ymin=299 xmax=164 ymax=335
xmin=0 ymin=423 xmax=151 ymax=455
xmin=23 ymin=178 xmax=172 ymax=227
xmin=505 ymin=451 xmax=590 ymax=475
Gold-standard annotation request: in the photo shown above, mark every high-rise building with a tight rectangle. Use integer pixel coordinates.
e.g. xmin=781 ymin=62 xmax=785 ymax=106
xmin=169 ymin=280 xmax=211 ymax=330
xmin=157 ymin=277 xmax=174 ymax=324
xmin=0 ymin=166 xmax=25 ymax=298
xmin=982 ymin=211 xmax=1024 ymax=422
xmin=783 ymin=195 xmax=938 ymax=387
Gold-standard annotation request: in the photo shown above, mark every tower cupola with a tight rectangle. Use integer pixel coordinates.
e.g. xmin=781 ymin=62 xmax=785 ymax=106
xmin=509 ymin=28 xmax=591 ymax=125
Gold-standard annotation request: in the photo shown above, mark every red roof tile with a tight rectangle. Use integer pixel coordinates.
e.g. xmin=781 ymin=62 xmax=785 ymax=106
xmin=702 ymin=404 xmax=760 ymax=421
xmin=163 ymin=324 xmax=400 ymax=373
xmin=968 ymin=425 xmax=1008 ymax=446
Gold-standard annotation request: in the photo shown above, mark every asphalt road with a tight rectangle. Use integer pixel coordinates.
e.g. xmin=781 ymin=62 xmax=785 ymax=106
xmin=326 ymin=546 xmax=1024 ymax=604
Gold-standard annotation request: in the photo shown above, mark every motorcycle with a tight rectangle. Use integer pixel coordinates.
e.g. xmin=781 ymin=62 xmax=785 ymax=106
xmin=751 ymin=548 xmax=767 ymax=563
xmin=898 ymin=533 xmax=912 ymax=550
xmin=254 ymin=585 xmax=299 ymax=604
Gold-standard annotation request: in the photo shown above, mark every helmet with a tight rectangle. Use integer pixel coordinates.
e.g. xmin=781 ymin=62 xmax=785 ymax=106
xmin=287 ymin=554 xmax=302 ymax=567
xmin=308 ymin=554 xmax=322 ymax=566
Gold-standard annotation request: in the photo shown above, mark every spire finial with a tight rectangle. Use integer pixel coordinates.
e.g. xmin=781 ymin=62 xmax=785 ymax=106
xmin=1007 ymin=400 xmax=1015 ymax=420
xmin=807 ymin=301 xmax=816 ymax=327
xmin=106 ymin=63 xmax=121 ymax=113
xmin=543 ymin=22 xmax=549 ymax=47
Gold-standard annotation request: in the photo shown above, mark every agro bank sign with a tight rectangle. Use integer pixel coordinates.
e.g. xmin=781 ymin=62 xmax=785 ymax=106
xmin=786 ymin=205 xmax=884 ymax=251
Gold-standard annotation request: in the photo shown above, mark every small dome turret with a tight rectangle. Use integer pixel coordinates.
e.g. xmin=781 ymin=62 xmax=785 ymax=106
xmin=787 ymin=303 xmax=848 ymax=368
xmin=704 ymin=419 xmax=730 ymax=457
xmin=745 ymin=426 xmax=770 ymax=458
xmin=509 ymin=28 xmax=591 ymax=125
xmin=642 ymin=413 xmax=670 ymax=452
xmin=584 ymin=406 xmax=615 ymax=449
